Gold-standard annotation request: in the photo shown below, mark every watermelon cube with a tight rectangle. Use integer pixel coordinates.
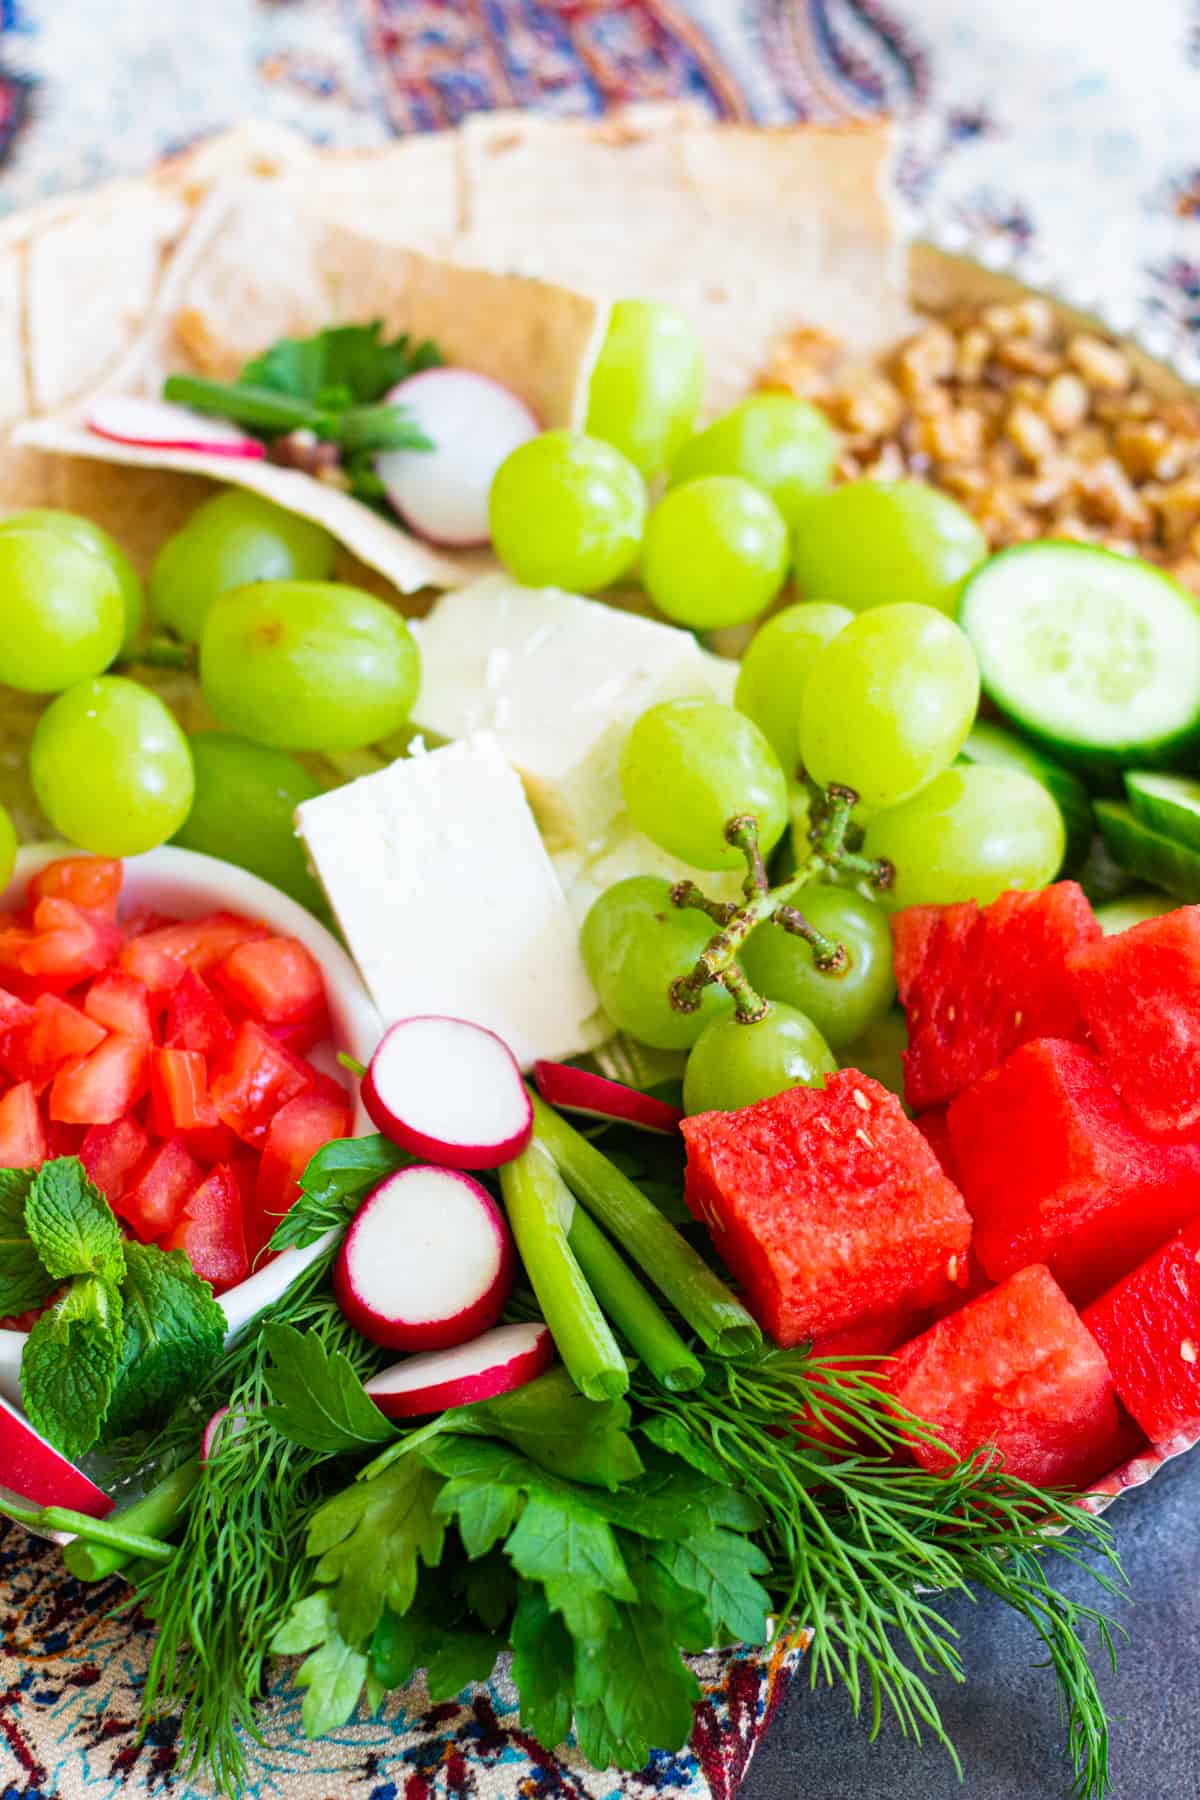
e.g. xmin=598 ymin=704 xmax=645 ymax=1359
xmin=914 ymin=1107 xmax=959 ymax=1185
xmin=892 ymin=882 xmax=1100 ymax=1110
xmin=1082 ymin=1214 xmax=1200 ymax=1447
xmin=887 ymin=1264 xmax=1126 ymax=1489
xmin=1068 ymin=905 xmax=1200 ymax=1134
xmin=947 ymin=1037 xmax=1200 ymax=1303
xmin=680 ymin=1070 xmax=973 ymax=1347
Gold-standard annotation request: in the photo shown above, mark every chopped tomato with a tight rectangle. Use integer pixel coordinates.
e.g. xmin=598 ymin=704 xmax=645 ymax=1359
xmin=121 ymin=912 xmax=270 ymax=992
xmin=182 ymin=1120 xmax=239 ymax=1166
xmin=0 ymin=1083 xmax=46 ymax=1167
xmin=0 ymin=924 xmax=38 ymax=997
xmin=49 ymin=1034 xmax=150 ymax=1125
xmin=117 ymin=1137 xmax=203 ymax=1241
xmin=2 ymin=994 xmax=106 ymax=1091
xmin=21 ymin=897 xmax=123 ymax=988
xmin=162 ymin=968 xmax=235 ymax=1059
xmin=209 ymin=1021 xmax=314 ymax=1148
xmin=214 ymin=936 xmax=327 ymax=1027
xmin=84 ymin=971 xmax=154 ymax=1042
xmin=164 ymin=1163 xmax=249 ymax=1291
xmin=27 ymin=856 xmax=122 ymax=923
xmin=264 ymin=1015 xmax=328 ymax=1056
xmin=0 ymin=988 xmax=36 ymax=1037
xmin=45 ymin=1120 xmax=86 ymax=1158
xmin=121 ymin=908 xmax=174 ymax=938
xmin=80 ymin=1116 xmax=151 ymax=1203
xmin=254 ymin=1090 xmax=352 ymax=1241
xmin=150 ymin=1048 xmax=218 ymax=1134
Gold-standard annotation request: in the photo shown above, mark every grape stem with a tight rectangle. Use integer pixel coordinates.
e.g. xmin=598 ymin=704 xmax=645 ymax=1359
xmin=119 ymin=635 xmax=196 ymax=672
xmin=668 ymin=783 xmax=894 ymax=1024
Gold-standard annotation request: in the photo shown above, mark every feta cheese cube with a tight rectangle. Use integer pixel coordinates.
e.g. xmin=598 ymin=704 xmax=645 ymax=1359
xmin=410 ymin=576 xmax=736 ymax=850
xmin=296 ymin=734 xmax=599 ymax=1067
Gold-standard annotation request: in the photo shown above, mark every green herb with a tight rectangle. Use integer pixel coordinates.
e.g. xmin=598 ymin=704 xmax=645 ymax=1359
xmin=0 ymin=1167 xmax=53 ymax=1317
xmin=262 ymin=1321 xmax=395 ymax=1455
xmin=308 ymin=1455 xmax=446 ymax=1643
xmin=20 ymin=1274 xmax=124 ymax=1461
xmin=242 ymin=320 xmax=441 ymax=406
xmin=272 ymin=1590 xmax=373 ymax=1740
xmin=103 ymin=1245 xmax=226 ymax=1439
xmin=567 ymin=1203 xmax=703 ymax=1393
xmin=25 ymin=1157 xmax=126 ymax=1286
xmin=438 ymin=1365 xmax=645 ymax=1490
xmin=64 ymin=1457 xmax=203 ymax=1582
xmin=0 ymin=1492 xmax=176 ymax=1563
xmin=268 ymin=1134 xmax=409 ymax=1253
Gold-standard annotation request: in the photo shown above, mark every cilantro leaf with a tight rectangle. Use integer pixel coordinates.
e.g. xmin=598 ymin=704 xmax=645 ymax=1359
xmin=0 ymin=1167 xmax=54 ymax=1317
xmin=510 ymin=1585 xmax=575 ymax=1751
xmin=426 ymin=1627 xmax=504 ymax=1703
xmin=25 ymin=1158 xmax=125 ymax=1287
xmin=242 ymin=322 xmax=442 ymax=407
xmin=270 ymin=1135 xmax=411 ymax=1252
xmin=307 ymin=1458 xmax=446 ymax=1643
xmin=446 ymin=1366 xmax=644 ymax=1490
xmin=262 ymin=1321 xmax=394 ymax=1454
xmin=20 ymin=1275 xmax=123 ymax=1460
xmin=651 ymin=1528 xmax=771 ymax=1645
xmin=271 ymin=1590 xmax=370 ymax=1739
xmin=103 ymin=1244 xmax=226 ymax=1439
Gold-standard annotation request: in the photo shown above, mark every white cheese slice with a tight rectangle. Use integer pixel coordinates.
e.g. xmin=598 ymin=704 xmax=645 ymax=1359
xmin=410 ymin=575 xmax=738 ymax=851
xmin=552 ymin=815 xmax=746 ymax=929
xmin=295 ymin=734 xmax=599 ymax=1068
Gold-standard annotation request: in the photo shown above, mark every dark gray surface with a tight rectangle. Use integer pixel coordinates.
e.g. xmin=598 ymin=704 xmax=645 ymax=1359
xmin=741 ymin=1450 xmax=1198 ymax=1800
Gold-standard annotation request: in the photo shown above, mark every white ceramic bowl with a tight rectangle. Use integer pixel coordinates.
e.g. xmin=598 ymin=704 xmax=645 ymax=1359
xmin=0 ymin=842 xmax=380 ymax=1412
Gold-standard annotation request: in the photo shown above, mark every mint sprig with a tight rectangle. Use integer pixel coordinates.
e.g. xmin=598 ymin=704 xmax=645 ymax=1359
xmin=25 ymin=1158 xmax=126 ymax=1287
xmin=0 ymin=1168 xmax=55 ymax=1318
xmin=21 ymin=1276 xmax=124 ymax=1462
xmin=105 ymin=1243 xmax=227 ymax=1438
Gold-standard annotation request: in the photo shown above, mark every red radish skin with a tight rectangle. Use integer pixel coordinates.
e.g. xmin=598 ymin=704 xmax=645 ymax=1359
xmin=200 ymin=1403 xmax=254 ymax=1464
xmin=533 ymin=1061 xmax=684 ymax=1135
xmin=375 ymin=369 xmax=539 ymax=547
xmin=365 ymin=1323 xmax=554 ymax=1418
xmin=86 ymin=396 xmax=267 ymax=459
xmin=363 ymin=1016 xmax=533 ymax=1170
xmin=335 ymin=1164 xmax=514 ymax=1352
xmin=0 ymin=1396 xmax=113 ymax=1515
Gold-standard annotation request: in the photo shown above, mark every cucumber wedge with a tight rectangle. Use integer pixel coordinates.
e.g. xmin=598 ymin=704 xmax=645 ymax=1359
xmin=957 ymin=719 xmax=1093 ymax=873
xmin=1094 ymin=800 xmax=1200 ymax=901
xmin=1095 ymin=891 xmax=1176 ymax=935
xmin=1125 ymin=770 xmax=1200 ymax=852
xmin=959 ymin=543 xmax=1200 ymax=770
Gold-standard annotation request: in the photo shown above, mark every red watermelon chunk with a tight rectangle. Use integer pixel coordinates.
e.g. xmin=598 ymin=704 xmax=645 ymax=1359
xmin=680 ymin=1070 xmax=973 ymax=1347
xmin=947 ymin=1037 xmax=1200 ymax=1303
xmin=1082 ymin=1213 xmax=1200 ymax=1447
xmin=1068 ymin=905 xmax=1200 ymax=1134
xmin=914 ymin=1107 xmax=959 ymax=1185
xmin=887 ymin=1263 xmax=1126 ymax=1489
xmin=892 ymin=882 xmax=1100 ymax=1111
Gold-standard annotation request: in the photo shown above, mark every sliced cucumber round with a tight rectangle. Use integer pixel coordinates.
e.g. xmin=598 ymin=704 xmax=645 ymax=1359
xmin=959 ymin=543 xmax=1200 ymax=770
xmin=1095 ymin=800 xmax=1200 ymax=902
xmin=1125 ymin=770 xmax=1200 ymax=852
xmin=1095 ymin=890 xmax=1176 ymax=935
xmin=956 ymin=719 xmax=1093 ymax=873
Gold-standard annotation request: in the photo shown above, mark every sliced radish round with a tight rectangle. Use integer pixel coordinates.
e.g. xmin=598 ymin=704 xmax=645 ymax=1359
xmin=0 ymin=1395 xmax=113 ymax=1516
xmin=363 ymin=1016 xmax=533 ymax=1169
xmin=334 ymin=1164 xmax=514 ymax=1352
xmin=87 ymin=395 xmax=266 ymax=459
xmin=375 ymin=368 xmax=538 ymax=546
xmin=533 ymin=1061 xmax=684 ymax=1135
xmin=365 ymin=1322 xmax=554 ymax=1418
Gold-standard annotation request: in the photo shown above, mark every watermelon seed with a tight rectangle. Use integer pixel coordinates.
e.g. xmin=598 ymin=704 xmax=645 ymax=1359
xmin=947 ymin=1254 xmax=960 ymax=1282
xmin=851 ymin=1088 xmax=871 ymax=1112
xmin=1181 ymin=1339 xmax=1197 ymax=1363
xmin=854 ymin=1128 xmax=875 ymax=1150
xmin=1013 ymin=1010 xmax=1024 ymax=1028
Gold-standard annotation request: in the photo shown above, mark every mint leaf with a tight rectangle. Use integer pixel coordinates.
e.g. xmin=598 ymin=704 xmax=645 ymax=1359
xmin=103 ymin=1244 xmax=226 ymax=1439
xmin=20 ymin=1275 xmax=123 ymax=1460
xmin=308 ymin=1458 xmax=446 ymax=1643
xmin=0 ymin=1167 xmax=54 ymax=1318
xmin=242 ymin=322 xmax=441 ymax=407
xmin=25 ymin=1158 xmax=125 ymax=1286
xmin=510 ymin=1585 xmax=574 ymax=1751
xmin=651 ymin=1528 xmax=771 ymax=1646
xmin=446 ymin=1366 xmax=644 ymax=1490
xmin=262 ymin=1321 xmax=394 ymax=1454
xmin=272 ymin=1590 xmax=369 ymax=1739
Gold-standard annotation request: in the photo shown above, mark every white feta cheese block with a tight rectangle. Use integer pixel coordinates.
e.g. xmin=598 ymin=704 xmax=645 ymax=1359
xmin=410 ymin=575 xmax=738 ymax=850
xmin=552 ymin=816 xmax=745 ymax=929
xmin=295 ymin=734 xmax=599 ymax=1068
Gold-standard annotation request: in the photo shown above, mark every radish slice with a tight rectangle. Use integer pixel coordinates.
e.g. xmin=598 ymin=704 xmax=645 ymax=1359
xmin=0 ymin=1395 xmax=113 ymax=1516
xmin=365 ymin=1322 xmax=554 ymax=1418
xmin=87 ymin=395 xmax=266 ymax=459
xmin=363 ymin=1016 xmax=533 ymax=1169
xmin=375 ymin=368 xmax=538 ymax=546
xmin=533 ymin=1061 xmax=684 ymax=1135
xmin=334 ymin=1164 xmax=514 ymax=1352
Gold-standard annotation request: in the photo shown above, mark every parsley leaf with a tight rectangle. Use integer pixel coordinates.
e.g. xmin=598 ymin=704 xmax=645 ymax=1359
xmin=651 ymin=1528 xmax=771 ymax=1645
xmin=573 ymin=1555 xmax=703 ymax=1770
xmin=271 ymin=1590 xmax=370 ymax=1739
xmin=444 ymin=1365 xmax=644 ymax=1489
xmin=0 ymin=1167 xmax=54 ymax=1317
xmin=262 ymin=1321 xmax=394 ymax=1454
xmin=25 ymin=1158 xmax=125 ymax=1287
xmin=457 ymin=1551 xmax=518 ymax=1630
xmin=103 ymin=1244 xmax=226 ymax=1438
xmin=307 ymin=1457 xmax=446 ymax=1643
xmin=270 ymin=1134 xmax=410 ymax=1252
xmin=242 ymin=321 xmax=441 ymax=407
xmin=20 ymin=1275 xmax=123 ymax=1460
xmin=426 ymin=1627 xmax=504 ymax=1703
xmin=510 ymin=1585 xmax=575 ymax=1751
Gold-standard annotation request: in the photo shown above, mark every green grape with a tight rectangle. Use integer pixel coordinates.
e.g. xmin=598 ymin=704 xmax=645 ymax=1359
xmin=585 ymin=299 xmax=705 ymax=476
xmin=580 ymin=875 xmax=734 ymax=1050
xmin=489 ymin=431 xmax=645 ymax=592
xmin=0 ymin=509 xmax=143 ymax=652
xmin=200 ymin=581 xmax=420 ymax=751
xmin=683 ymin=1002 xmax=837 ymax=1115
xmin=734 ymin=601 xmax=853 ymax=774
xmin=843 ymin=1007 xmax=907 ymax=1096
xmin=150 ymin=490 xmax=336 ymax=643
xmin=1095 ymin=892 xmax=1175 ymax=936
xmin=640 ymin=476 xmax=788 ymax=630
xmin=791 ymin=479 xmax=987 ymax=616
xmin=742 ymin=886 xmax=895 ymax=1050
xmin=0 ymin=803 xmax=15 ymax=891
xmin=620 ymin=698 xmax=789 ymax=871
xmin=31 ymin=676 xmax=194 ymax=856
xmin=0 ymin=530 xmax=124 ymax=693
xmin=171 ymin=733 xmax=327 ymax=912
xmin=862 ymin=764 xmax=1064 ymax=910
xmin=799 ymin=603 xmax=980 ymax=812
xmin=670 ymin=393 xmax=836 ymax=526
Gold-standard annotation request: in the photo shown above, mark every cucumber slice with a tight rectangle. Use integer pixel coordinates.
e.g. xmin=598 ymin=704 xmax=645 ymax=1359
xmin=959 ymin=543 xmax=1200 ymax=770
xmin=1095 ymin=891 xmax=1176 ymax=935
xmin=1125 ymin=770 xmax=1200 ymax=852
xmin=957 ymin=719 xmax=1093 ymax=873
xmin=1094 ymin=800 xmax=1200 ymax=901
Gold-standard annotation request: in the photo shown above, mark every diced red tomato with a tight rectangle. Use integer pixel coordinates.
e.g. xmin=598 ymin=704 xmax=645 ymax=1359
xmin=49 ymin=1034 xmax=150 ymax=1126
xmin=0 ymin=1083 xmax=46 ymax=1167
xmin=214 ymin=935 xmax=327 ymax=1027
xmin=164 ymin=1162 xmax=249 ymax=1291
xmin=2 ymin=994 xmax=106 ymax=1091
xmin=45 ymin=1120 xmax=86 ymax=1158
xmin=254 ymin=1090 xmax=352 ymax=1243
xmin=149 ymin=1048 xmax=218 ymax=1134
xmin=80 ymin=1116 xmax=151 ymax=1204
xmin=0 ymin=988 xmax=36 ymax=1037
xmin=121 ymin=908 xmax=174 ymax=938
xmin=0 ymin=923 xmax=39 ymax=996
xmin=116 ymin=1137 xmax=203 ymax=1241
xmin=84 ymin=970 xmax=153 ymax=1042
xmin=182 ymin=1120 xmax=239 ymax=1166
xmin=162 ymin=968 xmax=235 ymax=1059
xmin=210 ymin=1021 xmax=318 ymax=1148
xmin=27 ymin=856 xmax=122 ymax=922
xmin=20 ymin=897 xmax=123 ymax=988
xmin=264 ymin=1015 xmax=329 ymax=1056
xmin=121 ymin=912 xmax=270 ymax=992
